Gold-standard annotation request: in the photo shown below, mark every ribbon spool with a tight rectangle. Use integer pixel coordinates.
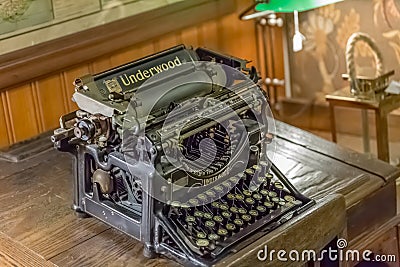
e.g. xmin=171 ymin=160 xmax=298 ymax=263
xmin=345 ymin=32 xmax=384 ymax=97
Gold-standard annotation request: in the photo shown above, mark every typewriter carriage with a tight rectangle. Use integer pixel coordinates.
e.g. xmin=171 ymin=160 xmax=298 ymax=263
xmin=52 ymin=45 xmax=314 ymax=266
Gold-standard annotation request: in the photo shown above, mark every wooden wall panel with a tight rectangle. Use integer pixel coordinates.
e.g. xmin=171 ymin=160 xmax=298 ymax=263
xmin=138 ymin=43 xmax=157 ymax=59
xmin=110 ymin=46 xmax=142 ymax=67
xmin=154 ymin=33 xmax=180 ymax=51
xmin=31 ymin=82 xmax=43 ymax=133
xmin=181 ymin=26 xmax=200 ymax=49
xmin=216 ymin=3 xmax=259 ymax=67
xmin=90 ymin=57 xmax=112 ymax=74
xmin=0 ymin=94 xmax=10 ymax=148
xmin=201 ymin=21 xmax=219 ymax=51
xmin=35 ymin=75 xmax=68 ymax=132
xmin=4 ymin=85 xmax=40 ymax=143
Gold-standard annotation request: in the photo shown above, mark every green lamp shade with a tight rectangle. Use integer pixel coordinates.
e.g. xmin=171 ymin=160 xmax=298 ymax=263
xmin=255 ymin=0 xmax=343 ymax=13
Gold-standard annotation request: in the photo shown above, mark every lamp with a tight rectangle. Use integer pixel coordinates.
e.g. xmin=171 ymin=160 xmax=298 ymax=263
xmin=255 ymin=0 xmax=344 ymax=13
xmin=239 ymin=0 xmax=344 ymax=105
xmin=256 ymin=0 xmax=343 ymax=52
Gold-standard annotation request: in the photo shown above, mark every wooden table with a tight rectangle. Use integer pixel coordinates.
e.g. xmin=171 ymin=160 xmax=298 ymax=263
xmin=0 ymin=121 xmax=399 ymax=266
xmin=326 ymin=88 xmax=400 ymax=162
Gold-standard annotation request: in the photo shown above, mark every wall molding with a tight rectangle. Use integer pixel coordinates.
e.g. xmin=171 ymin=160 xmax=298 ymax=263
xmin=0 ymin=0 xmax=235 ymax=91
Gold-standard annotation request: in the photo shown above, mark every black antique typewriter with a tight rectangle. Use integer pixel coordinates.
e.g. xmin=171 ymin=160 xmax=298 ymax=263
xmin=52 ymin=45 xmax=314 ymax=266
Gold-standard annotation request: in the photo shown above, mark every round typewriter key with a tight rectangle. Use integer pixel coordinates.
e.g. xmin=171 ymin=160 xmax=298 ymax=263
xmin=214 ymin=185 xmax=224 ymax=194
xmin=205 ymin=190 xmax=216 ymax=199
xmin=245 ymin=168 xmax=254 ymax=174
xmin=194 ymin=210 xmax=204 ymax=218
xmin=241 ymin=214 xmax=252 ymax=223
xmin=205 ymin=220 xmax=216 ymax=228
xmin=243 ymin=190 xmax=252 ymax=197
xmin=222 ymin=181 xmax=232 ymax=190
xmin=245 ymin=168 xmax=254 ymax=179
xmin=197 ymin=232 xmax=207 ymax=239
xmin=249 ymin=209 xmax=259 ymax=217
xmin=226 ymin=193 xmax=235 ymax=203
xmin=229 ymin=177 xmax=240 ymax=184
xmin=222 ymin=211 xmax=232 ymax=219
xmin=257 ymin=176 xmax=266 ymax=183
xmin=220 ymin=203 xmax=229 ymax=211
xmin=196 ymin=239 xmax=210 ymax=247
xmin=208 ymin=233 xmax=220 ymax=241
xmin=274 ymin=182 xmax=284 ymax=190
xmin=252 ymin=165 xmax=261 ymax=170
xmin=186 ymin=216 xmax=196 ymax=223
xmin=211 ymin=201 xmax=220 ymax=208
xmin=204 ymin=212 xmax=213 ymax=220
xmin=279 ymin=201 xmax=287 ymax=206
xmin=271 ymin=197 xmax=280 ymax=203
xmin=253 ymin=193 xmax=262 ymax=201
xmin=265 ymin=173 xmax=273 ymax=186
xmin=213 ymin=215 xmax=223 ymax=223
xmin=238 ymin=208 xmax=247 ymax=215
xmin=268 ymin=191 xmax=278 ymax=198
xmin=245 ymin=197 xmax=255 ymax=205
xmin=284 ymin=195 xmax=296 ymax=203
xmin=256 ymin=205 xmax=267 ymax=215
xmin=170 ymin=201 xmax=181 ymax=207
xmin=233 ymin=218 xmax=244 ymax=227
xmin=260 ymin=189 xmax=269 ymax=197
xmin=218 ymin=228 xmax=228 ymax=236
xmin=189 ymin=199 xmax=200 ymax=206
xmin=264 ymin=201 xmax=274 ymax=209
xmin=229 ymin=206 xmax=239 ymax=214
xmin=197 ymin=194 xmax=207 ymax=202
xmin=181 ymin=203 xmax=190 ymax=209
xmin=226 ymin=223 xmax=237 ymax=231
xmin=237 ymin=173 xmax=246 ymax=180
xmin=211 ymin=202 xmax=220 ymax=212
xmin=235 ymin=194 xmax=244 ymax=202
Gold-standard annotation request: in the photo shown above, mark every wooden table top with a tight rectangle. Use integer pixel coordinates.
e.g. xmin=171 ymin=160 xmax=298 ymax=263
xmin=0 ymin=121 xmax=398 ymax=266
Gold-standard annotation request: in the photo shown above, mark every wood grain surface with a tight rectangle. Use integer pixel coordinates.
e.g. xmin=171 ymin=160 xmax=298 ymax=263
xmin=0 ymin=231 xmax=56 ymax=267
xmin=51 ymin=229 xmax=180 ymax=267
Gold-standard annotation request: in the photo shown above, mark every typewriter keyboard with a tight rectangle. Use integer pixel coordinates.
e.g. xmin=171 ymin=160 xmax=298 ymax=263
xmin=163 ymin=162 xmax=305 ymax=258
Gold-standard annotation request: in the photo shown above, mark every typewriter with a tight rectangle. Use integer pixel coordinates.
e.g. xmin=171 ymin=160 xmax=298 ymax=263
xmin=52 ymin=45 xmax=314 ymax=266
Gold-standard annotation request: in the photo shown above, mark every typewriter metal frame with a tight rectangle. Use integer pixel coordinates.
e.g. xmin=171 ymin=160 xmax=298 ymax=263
xmin=52 ymin=45 xmax=314 ymax=266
